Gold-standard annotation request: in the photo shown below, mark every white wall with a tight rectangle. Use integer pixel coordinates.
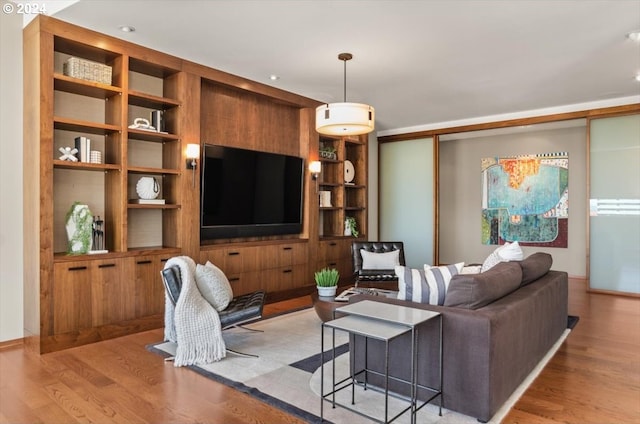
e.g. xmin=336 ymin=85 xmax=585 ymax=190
xmin=0 ymin=5 xmax=24 ymax=342
xmin=439 ymin=125 xmax=587 ymax=277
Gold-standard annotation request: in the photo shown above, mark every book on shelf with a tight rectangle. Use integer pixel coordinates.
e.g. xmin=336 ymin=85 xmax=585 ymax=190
xmin=129 ymin=198 xmax=166 ymax=205
xmin=74 ymin=136 xmax=91 ymax=162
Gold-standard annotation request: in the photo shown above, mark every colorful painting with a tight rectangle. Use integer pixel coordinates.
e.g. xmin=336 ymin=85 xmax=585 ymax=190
xmin=481 ymin=152 xmax=568 ymax=247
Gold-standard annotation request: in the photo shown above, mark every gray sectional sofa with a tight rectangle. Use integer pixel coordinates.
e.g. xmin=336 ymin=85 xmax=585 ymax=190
xmin=348 ymin=253 xmax=568 ymax=422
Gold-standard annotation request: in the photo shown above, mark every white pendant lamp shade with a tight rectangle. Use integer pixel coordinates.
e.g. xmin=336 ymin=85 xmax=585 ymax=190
xmin=315 ymin=102 xmax=375 ymax=136
xmin=315 ymin=53 xmax=375 ymax=136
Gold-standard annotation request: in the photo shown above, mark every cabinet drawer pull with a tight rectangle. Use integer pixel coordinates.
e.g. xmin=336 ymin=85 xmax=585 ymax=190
xmin=160 ymin=258 xmax=169 ymax=262
xmin=228 ymin=252 xmax=240 ymax=256
xmin=228 ymin=277 xmax=240 ymax=282
xmin=329 ymin=242 xmax=337 ymax=246
xmin=283 ymin=269 xmax=292 ymax=273
xmin=68 ymin=266 xmax=87 ymax=271
xmin=136 ymin=260 xmax=152 ymax=265
xmin=98 ymin=263 xmax=116 ymax=268
xmin=328 ymin=262 xmax=337 ymax=267
xmin=283 ymin=247 xmax=292 ymax=251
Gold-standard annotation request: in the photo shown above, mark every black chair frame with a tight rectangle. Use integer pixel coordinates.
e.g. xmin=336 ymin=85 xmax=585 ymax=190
xmin=352 ymin=241 xmax=406 ymax=288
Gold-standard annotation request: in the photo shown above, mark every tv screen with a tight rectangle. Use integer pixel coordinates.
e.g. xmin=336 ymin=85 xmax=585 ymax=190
xmin=200 ymin=144 xmax=304 ymax=240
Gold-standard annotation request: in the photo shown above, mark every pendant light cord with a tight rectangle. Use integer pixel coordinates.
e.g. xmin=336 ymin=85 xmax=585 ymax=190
xmin=343 ymin=57 xmax=347 ymax=102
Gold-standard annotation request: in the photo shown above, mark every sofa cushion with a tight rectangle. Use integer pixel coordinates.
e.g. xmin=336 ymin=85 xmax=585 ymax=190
xmin=444 ymin=261 xmax=523 ymax=309
xmin=396 ymin=263 xmax=463 ymax=305
xmin=519 ymin=252 xmax=553 ymax=286
xmin=481 ymin=241 xmax=524 ymax=272
xmin=195 ymin=261 xmax=233 ymax=311
xmin=360 ymin=249 xmax=400 ymax=270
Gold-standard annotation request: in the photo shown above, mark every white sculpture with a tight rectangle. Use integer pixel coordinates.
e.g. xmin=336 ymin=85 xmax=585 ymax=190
xmin=58 ymin=146 xmax=78 ymax=161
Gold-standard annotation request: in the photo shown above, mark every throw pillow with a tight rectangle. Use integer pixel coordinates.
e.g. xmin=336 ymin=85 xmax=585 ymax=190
xmin=460 ymin=265 xmax=482 ymax=274
xmin=194 ymin=261 xmax=233 ymax=311
xmin=481 ymin=241 xmax=524 ymax=272
xmin=396 ymin=263 xmax=463 ymax=305
xmin=445 ymin=261 xmax=523 ymax=309
xmin=519 ymin=252 xmax=553 ymax=286
xmin=361 ymin=249 xmax=400 ymax=270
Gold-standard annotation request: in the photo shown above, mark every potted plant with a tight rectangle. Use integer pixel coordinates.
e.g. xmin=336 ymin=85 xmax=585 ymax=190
xmin=315 ymin=267 xmax=339 ymax=297
xmin=344 ymin=216 xmax=359 ymax=237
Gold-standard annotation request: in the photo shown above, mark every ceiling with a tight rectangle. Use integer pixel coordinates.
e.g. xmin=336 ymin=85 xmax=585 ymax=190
xmin=19 ymin=0 xmax=640 ymax=136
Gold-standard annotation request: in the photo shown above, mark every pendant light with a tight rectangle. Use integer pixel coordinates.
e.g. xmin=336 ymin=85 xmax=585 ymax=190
xmin=315 ymin=53 xmax=375 ymax=136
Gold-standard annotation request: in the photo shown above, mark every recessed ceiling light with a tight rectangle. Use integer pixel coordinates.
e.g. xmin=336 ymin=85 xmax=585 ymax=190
xmin=627 ymin=31 xmax=640 ymax=42
xmin=269 ymin=75 xmax=280 ymax=81
xmin=119 ymin=25 xmax=136 ymax=33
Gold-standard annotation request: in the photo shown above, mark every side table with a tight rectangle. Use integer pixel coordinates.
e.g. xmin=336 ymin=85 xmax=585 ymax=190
xmin=320 ymin=300 xmax=443 ymax=424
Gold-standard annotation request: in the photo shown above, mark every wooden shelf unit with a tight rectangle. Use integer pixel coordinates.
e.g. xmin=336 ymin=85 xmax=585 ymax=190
xmin=23 ymin=16 xmax=365 ymax=353
xmin=24 ymin=16 xmax=187 ymax=353
xmin=317 ymin=135 xmax=368 ymax=240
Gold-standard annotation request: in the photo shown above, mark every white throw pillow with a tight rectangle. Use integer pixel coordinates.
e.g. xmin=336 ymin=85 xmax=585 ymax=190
xmin=460 ymin=265 xmax=482 ymax=274
xmin=194 ymin=261 xmax=233 ymax=311
xmin=360 ymin=249 xmax=400 ymax=270
xmin=481 ymin=241 xmax=524 ymax=272
xmin=396 ymin=263 xmax=463 ymax=305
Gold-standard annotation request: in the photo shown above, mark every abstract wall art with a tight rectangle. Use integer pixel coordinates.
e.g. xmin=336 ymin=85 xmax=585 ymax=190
xmin=481 ymin=152 xmax=568 ymax=247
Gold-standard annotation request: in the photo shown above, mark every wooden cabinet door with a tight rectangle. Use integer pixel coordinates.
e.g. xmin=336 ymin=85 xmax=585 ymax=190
xmin=132 ymin=254 xmax=168 ymax=318
xmin=317 ymin=239 xmax=355 ymax=285
xmin=224 ymin=246 xmax=260 ymax=274
xmin=91 ymin=259 xmax=132 ymax=326
xmin=52 ymin=261 xmax=92 ymax=334
xmin=226 ymin=271 xmax=262 ymax=296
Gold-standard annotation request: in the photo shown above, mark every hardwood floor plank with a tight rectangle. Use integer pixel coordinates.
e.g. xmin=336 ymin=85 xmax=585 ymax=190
xmin=1 ymin=280 xmax=638 ymax=424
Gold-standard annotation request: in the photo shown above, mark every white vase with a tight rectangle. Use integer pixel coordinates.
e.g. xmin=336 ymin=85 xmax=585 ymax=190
xmin=317 ymin=286 xmax=337 ymax=297
xmin=344 ymin=220 xmax=352 ymax=236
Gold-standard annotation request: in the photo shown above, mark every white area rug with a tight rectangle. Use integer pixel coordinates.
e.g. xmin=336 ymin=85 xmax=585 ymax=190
xmin=150 ymin=308 xmax=570 ymax=424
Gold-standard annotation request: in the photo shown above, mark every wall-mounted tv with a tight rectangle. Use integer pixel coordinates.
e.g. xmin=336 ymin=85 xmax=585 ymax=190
xmin=200 ymin=144 xmax=304 ymax=240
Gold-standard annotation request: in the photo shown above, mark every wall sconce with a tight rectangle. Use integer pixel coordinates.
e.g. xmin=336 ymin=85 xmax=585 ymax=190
xmin=186 ymin=143 xmax=200 ymax=188
xmin=309 ymin=160 xmax=322 ymax=191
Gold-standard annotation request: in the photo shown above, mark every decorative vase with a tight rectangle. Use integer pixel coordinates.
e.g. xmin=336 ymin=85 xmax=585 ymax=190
xmin=344 ymin=220 xmax=352 ymax=236
xmin=319 ymin=191 xmax=332 ymax=207
xmin=317 ymin=286 xmax=337 ymax=297
xmin=65 ymin=203 xmax=93 ymax=254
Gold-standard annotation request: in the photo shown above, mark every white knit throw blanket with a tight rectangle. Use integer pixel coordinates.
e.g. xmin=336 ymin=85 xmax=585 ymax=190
xmin=163 ymin=256 xmax=226 ymax=366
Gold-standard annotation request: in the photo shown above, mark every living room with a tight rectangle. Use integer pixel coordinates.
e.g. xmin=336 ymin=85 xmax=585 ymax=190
xmin=1 ymin=1 xmax=639 ymax=423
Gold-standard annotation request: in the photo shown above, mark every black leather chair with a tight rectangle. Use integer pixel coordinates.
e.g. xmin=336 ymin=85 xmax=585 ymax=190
xmin=161 ymin=266 xmax=266 ymax=357
xmin=352 ymin=241 xmax=405 ymax=288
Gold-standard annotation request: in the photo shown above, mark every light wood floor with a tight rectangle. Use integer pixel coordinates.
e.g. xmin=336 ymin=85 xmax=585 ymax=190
xmin=1 ymin=279 xmax=638 ymax=424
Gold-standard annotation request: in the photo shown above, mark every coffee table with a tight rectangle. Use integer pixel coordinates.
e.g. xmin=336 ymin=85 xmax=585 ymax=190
xmin=310 ymin=290 xmax=344 ymax=322
xmin=310 ymin=287 xmax=399 ymax=322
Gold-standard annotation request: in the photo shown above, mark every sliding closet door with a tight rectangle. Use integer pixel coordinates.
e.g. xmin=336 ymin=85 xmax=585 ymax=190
xmin=589 ymin=114 xmax=640 ymax=294
xmin=379 ymin=138 xmax=434 ymax=267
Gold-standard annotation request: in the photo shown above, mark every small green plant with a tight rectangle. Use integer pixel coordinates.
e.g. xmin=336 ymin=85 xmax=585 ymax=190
xmin=314 ymin=267 xmax=339 ymax=287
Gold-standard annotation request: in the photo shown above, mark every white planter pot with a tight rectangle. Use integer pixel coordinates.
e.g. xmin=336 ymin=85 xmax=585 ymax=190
xmin=317 ymin=286 xmax=337 ymax=297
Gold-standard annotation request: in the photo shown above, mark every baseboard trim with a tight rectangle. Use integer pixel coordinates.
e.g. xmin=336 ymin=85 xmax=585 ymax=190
xmin=0 ymin=337 xmax=24 ymax=351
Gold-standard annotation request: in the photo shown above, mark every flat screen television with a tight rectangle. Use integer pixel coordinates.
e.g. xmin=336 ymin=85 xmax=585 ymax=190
xmin=200 ymin=144 xmax=304 ymax=240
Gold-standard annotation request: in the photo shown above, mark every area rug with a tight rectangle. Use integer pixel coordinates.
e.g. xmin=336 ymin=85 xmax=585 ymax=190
xmin=149 ymin=309 xmax=575 ymax=424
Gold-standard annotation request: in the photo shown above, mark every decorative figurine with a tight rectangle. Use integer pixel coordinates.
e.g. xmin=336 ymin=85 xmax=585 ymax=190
xmin=58 ymin=146 xmax=78 ymax=161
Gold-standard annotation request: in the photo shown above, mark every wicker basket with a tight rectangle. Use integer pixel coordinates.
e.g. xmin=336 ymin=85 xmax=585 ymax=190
xmin=63 ymin=57 xmax=112 ymax=85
